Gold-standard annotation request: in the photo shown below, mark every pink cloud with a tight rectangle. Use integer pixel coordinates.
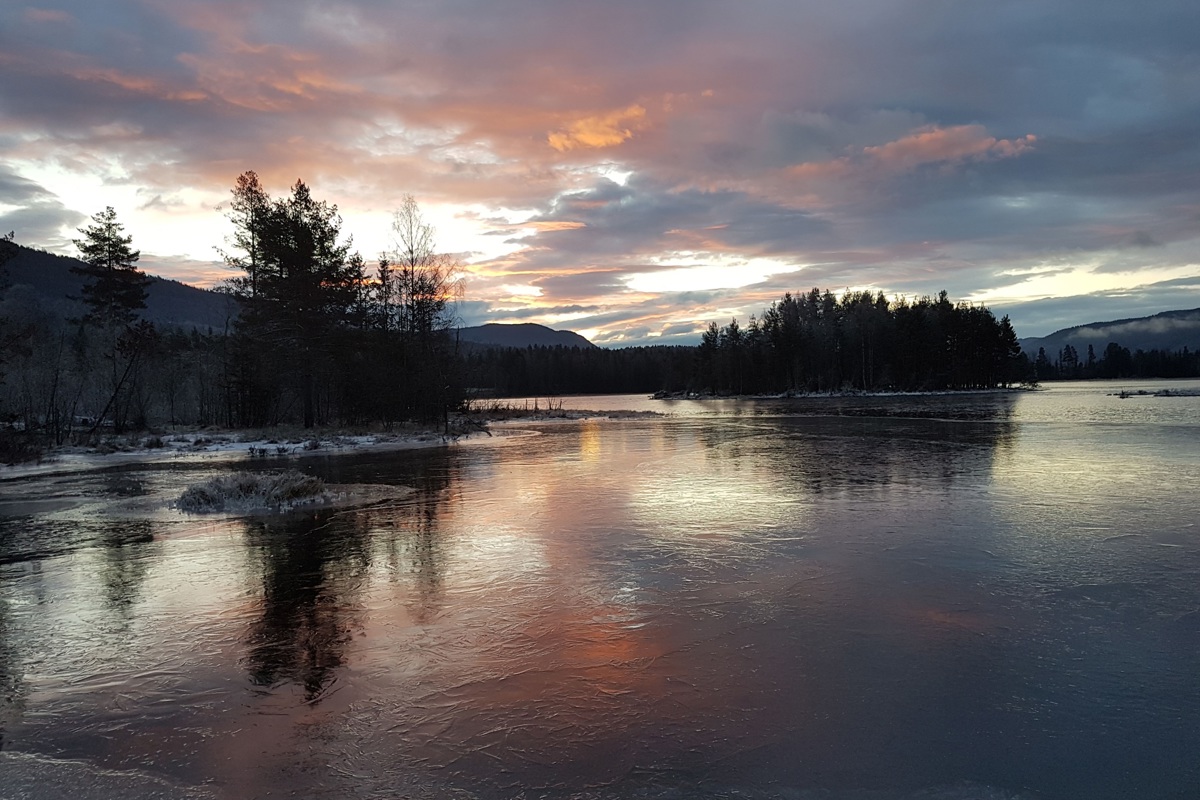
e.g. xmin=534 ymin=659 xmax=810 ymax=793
xmin=784 ymin=124 xmax=1037 ymax=207
xmin=862 ymin=125 xmax=1036 ymax=171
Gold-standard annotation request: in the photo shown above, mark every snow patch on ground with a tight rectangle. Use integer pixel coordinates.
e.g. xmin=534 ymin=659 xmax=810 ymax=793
xmin=0 ymin=428 xmax=489 ymax=480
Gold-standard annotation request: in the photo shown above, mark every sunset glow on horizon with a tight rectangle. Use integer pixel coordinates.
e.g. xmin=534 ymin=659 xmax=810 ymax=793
xmin=3 ymin=1 xmax=1199 ymax=344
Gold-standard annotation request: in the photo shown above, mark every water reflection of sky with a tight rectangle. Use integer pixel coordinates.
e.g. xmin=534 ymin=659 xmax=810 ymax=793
xmin=0 ymin=384 xmax=1198 ymax=798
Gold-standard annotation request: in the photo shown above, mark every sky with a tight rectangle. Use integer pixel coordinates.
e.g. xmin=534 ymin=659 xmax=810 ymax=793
xmin=2 ymin=0 xmax=1199 ymax=345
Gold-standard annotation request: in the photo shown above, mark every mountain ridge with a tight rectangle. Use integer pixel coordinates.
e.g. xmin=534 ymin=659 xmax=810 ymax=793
xmin=2 ymin=244 xmax=237 ymax=331
xmin=457 ymin=322 xmax=596 ymax=349
xmin=2 ymin=245 xmax=598 ymax=347
xmin=1019 ymin=308 xmax=1200 ymax=357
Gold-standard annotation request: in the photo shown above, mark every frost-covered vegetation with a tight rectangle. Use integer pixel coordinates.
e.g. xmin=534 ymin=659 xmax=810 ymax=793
xmin=177 ymin=470 xmax=327 ymax=513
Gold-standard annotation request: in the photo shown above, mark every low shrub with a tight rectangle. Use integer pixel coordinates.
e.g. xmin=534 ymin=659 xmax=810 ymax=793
xmin=177 ymin=470 xmax=327 ymax=513
xmin=0 ymin=431 xmax=45 ymax=465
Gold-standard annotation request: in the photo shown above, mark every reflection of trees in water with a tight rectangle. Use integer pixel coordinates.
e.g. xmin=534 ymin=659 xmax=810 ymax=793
xmin=241 ymin=511 xmax=372 ymax=702
xmin=309 ymin=450 xmax=460 ymax=622
xmin=0 ymin=503 xmax=160 ymax=743
xmin=698 ymin=394 xmax=1018 ymax=495
xmin=371 ymin=463 xmax=456 ymax=625
xmin=348 ymin=460 xmax=458 ymax=628
xmin=239 ymin=458 xmax=457 ymax=699
xmin=98 ymin=521 xmax=156 ymax=621
xmin=0 ymin=574 xmax=25 ymax=749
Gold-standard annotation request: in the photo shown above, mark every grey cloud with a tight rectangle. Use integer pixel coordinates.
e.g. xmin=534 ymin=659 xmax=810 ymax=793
xmin=0 ymin=167 xmax=85 ymax=249
xmin=484 ymin=304 xmax=602 ymax=322
xmin=454 ymin=300 xmax=604 ymax=326
xmin=0 ymin=168 xmax=60 ymax=205
xmin=520 ymin=176 xmax=826 ymax=271
xmin=762 ymin=108 xmax=928 ymax=168
xmin=532 ymin=271 xmax=629 ymax=301
xmin=660 ymin=322 xmax=702 ymax=338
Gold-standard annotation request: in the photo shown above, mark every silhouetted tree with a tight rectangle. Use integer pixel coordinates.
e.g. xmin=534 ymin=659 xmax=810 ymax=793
xmin=71 ymin=209 xmax=155 ymax=432
xmin=219 ymin=171 xmax=271 ymax=300
xmin=374 ymin=195 xmax=463 ymax=425
xmin=71 ymin=207 xmax=150 ymax=328
xmin=225 ymin=177 xmax=362 ymax=428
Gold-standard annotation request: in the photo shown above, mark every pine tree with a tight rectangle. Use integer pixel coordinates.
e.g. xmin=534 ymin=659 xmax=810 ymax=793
xmin=225 ymin=178 xmax=362 ymax=428
xmin=220 ymin=171 xmax=271 ymax=299
xmin=71 ymin=207 xmax=150 ymax=327
xmin=70 ymin=209 xmax=155 ymax=432
xmin=0 ymin=230 xmax=15 ymax=268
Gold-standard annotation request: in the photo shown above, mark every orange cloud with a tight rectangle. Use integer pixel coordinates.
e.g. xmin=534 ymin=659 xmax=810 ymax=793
xmin=548 ymin=104 xmax=647 ymax=151
xmin=523 ymin=220 xmax=588 ymax=232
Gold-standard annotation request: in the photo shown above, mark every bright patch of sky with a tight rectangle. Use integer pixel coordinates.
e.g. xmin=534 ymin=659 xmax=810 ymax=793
xmin=625 ymin=256 xmax=802 ymax=294
xmin=970 ymin=260 xmax=1200 ymax=306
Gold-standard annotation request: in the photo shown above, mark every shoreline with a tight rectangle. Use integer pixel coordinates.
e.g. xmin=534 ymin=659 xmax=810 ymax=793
xmin=650 ymin=386 xmax=1034 ymax=401
xmin=0 ymin=411 xmax=659 ymax=482
xmin=0 ymin=427 xmax=482 ymax=482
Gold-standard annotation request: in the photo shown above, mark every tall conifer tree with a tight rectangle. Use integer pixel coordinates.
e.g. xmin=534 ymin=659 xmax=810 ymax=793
xmin=71 ymin=207 xmax=150 ymax=327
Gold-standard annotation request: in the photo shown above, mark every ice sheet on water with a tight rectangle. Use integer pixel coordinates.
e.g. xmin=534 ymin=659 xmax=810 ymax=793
xmin=0 ymin=736 xmax=1046 ymax=800
xmin=409 ymin=781 xmax=1040 ymax=800
xmin=0 ymin=751 xmax=216 ymax=800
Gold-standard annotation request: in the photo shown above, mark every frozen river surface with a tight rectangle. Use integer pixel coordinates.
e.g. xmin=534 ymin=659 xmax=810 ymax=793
xmin=2 ymin=381 xmax=1199 ymax=799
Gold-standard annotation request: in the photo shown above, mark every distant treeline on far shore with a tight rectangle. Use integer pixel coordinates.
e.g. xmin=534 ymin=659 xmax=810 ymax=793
xmin=464 ymin=305 xmax=1200 ymax=399
xmin=1029 ymin=342 xmax=1200 ymax=382
xmin=466 ymin=288 xmax=1028 ymax=397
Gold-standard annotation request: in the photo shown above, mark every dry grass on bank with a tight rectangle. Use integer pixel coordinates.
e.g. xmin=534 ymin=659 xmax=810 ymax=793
xmin=177 ymin=470 xmax=328 ymax=513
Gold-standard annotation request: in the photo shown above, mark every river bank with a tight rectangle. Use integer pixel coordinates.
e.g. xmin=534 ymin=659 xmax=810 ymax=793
xmin=0 ymin=407 xmax=662 ymax=481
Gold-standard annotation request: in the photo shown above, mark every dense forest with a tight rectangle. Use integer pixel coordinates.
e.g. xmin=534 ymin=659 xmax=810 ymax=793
xmin=693 ymin=289 xmax=1026 ymax=394
xmin=1030 ymin=342 xmax=1200 ymax=381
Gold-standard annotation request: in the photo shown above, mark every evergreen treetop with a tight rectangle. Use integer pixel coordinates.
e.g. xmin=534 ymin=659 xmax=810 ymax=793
xmin=71 ymin=206 xmax=150 ymax=327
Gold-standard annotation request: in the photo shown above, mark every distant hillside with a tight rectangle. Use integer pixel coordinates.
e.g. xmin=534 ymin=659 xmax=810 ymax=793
xmin=1020 ymin=308 xmax=1200 ymax=357
xmin=2 ymin=244 xmax=236 ymax=331
xmin=458 ymin=322 xmax=596 ymax=349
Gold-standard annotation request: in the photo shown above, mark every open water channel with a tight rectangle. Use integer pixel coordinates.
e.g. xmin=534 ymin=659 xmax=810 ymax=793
xmin=1 ymin=381 xmax=1199 ymax=799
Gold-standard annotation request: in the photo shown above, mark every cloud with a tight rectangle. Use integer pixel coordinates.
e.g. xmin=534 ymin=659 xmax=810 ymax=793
xmin=1 ymin=0 xmax=1199 ymax=345
xmin=1128 ymin=231 xmax=1161 ymax=249
xmin=137 ymin=254 xmax=234 ymax=287
xmin=548 ymin=105 xmax=647 ymax=152
xmin=862 ymin=126 xmax=1036 ymax=171
xmin=787 ymin=125 xmax=1036 ymax=195
xmin=0 ymin=167 xmax=86 ymax=248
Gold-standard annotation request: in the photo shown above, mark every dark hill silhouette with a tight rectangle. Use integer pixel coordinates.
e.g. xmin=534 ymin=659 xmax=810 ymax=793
xmin=1020 ymin=308 xmax=1200 ymax=357
xmin=458 ymin=322 xmax=596 ymax=349
xmin=2 ymin=244 xmax=236 ymax=331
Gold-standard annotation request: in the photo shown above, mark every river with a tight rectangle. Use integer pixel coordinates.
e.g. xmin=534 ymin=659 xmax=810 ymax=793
xmin=1 ymin=380 xmax=1198 ymax=799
